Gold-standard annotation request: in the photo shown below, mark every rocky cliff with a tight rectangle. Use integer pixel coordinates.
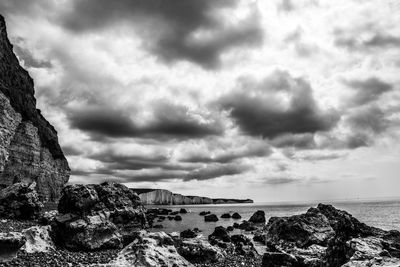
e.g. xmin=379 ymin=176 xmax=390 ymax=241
xmin=0 ymin=15 xmax=70 ymax=201
xmin=132 ymin=189 xmax=253 ymax=205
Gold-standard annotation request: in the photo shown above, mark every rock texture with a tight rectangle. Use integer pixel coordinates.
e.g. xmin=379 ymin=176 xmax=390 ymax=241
xmin=21 ymin=225 xmax=55 ymax=253
xmin=0 ymin=182 xmax=43 ymax=219
xmin=53 ymin=182 xmax=147 ymax=251
xmin=0 ymin=15 xmax=70 ymax=201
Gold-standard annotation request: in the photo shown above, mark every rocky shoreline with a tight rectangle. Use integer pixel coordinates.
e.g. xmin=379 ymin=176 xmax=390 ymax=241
xmin=1 ymin=182 xmax=400 ymax=266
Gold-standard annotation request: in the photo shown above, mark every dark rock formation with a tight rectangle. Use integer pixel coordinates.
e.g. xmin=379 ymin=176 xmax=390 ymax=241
xmin=0 ymin=182 xmax=43 ymax=219
xmin=204 ymin=214 xmax=219 ymax=222
xmin=199 ymin=211 xmax=211 ymax=216
xmin=238 ymin=220 xmax=257 ymax=231
xmin=221 ymin=213 xmax=231 ymax=218
xmin=174 ymin=215 xmax=182 ymax=221
xmin=249 ymin=210 xmax=266 ymax=224
xmin=209 ymin=226 xmax=231 ymax=243
xmin=53 ymin=182 xmax=147 ymax=251
xmin=180 ymin=229 xmax=197 ymax=239
xmin=180 ymin=208 xmax=188 ymax=214
xmin=0 ymin=15 xmax=70 ymax=201
xmin=176 ymin=237 xmax=225 ymax=264
xmin=232 ymin=212 xmax=241 ymax=219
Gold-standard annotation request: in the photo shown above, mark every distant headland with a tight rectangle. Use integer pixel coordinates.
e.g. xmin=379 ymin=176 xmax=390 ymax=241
xmin=131 ymin=188 xmax=253 ymax=205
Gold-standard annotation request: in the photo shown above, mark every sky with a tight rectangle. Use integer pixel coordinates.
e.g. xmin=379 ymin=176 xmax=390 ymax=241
xmin=1 ymin=0 xmax=400 ymax=203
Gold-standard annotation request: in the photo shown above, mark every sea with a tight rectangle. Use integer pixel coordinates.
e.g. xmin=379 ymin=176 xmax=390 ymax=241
xmin=149 ymin=200 xmax=400 ymax=238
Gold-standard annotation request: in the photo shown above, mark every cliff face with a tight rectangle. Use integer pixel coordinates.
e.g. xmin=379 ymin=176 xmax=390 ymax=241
xmin=132 ymin=189 xmax=253 ymax=205
xmin=0 ymin=15 xmax=70 ymax=201
xmin=132 ymin=189 xmax=213 ymax=205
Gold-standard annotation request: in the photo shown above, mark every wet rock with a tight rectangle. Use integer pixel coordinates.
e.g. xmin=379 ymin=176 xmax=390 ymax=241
xmin=153 ymin=224 xmax=163 ymax=229
xmin=221 ymin=213 xmax=231 ymax=218
xmin=181 ymin=229 xmax=197 ymax=239
xmin=231 ymin=234 xmax=258 ymax=256
xmin=21 ymin=225 xmax=55 ymax=253
xmin=176 ymin=238 xmax=225 ymax=264
xmin=232 ymin=212 xmax=242 ymax=219
xmin=174 ymin=215 xmax=182 ymax=221
xmin=238 ymin=220 xmax=257 ymax=231
xmin=0 ymin=232 xmax=26 ymax=261
xmin=199 ymin=211 xmax=211 ymax=216
xmin=227 ymin=226 xmax=234 ymax=232
xmin=204 ymin=214 xmax=219 ymax=222
xmin=170 ymin=211 xmax=179 ymax=216
xmin=0 ymin=182 xmax=43 ymax=220
xmin=112 ymin=231 xmax=193 ymax=267
xmin=209 ymin=226 xmax=231 ymax=243
xmin=180 ymin=208 xmax=188 ymax=214
xmin=249 ymin=210 xmax=266 ymax=224
xmin=233 ymin=222 xmax=240 ymax=228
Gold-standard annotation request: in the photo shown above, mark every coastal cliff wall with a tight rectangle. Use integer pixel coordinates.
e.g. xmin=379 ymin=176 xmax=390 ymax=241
xmin=132 ymin=189 xmax=253 ymax=205
xmin=0 ymin=15 xmax=70 ymax=201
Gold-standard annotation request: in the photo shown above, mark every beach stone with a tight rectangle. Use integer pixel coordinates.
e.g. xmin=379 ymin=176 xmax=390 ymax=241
xmin=227 ymin=226 xmax=234 ymax=232
xmin=249 ymin=210 xmax=266 ymax=224
xmin=174 ymin=215 xmax=182 ymax=221
xmin=112 ymin=231 xmax=193 ymax=267
xmin=0 ymin=182 xmax=43 ymax=220
xmin=204 ymin=214 xmax=218 ymax=222
xmin=232 ymin=212 xmax=242 ymax=219
xmin=221 ymin=213 xmax=231 ymax=218
xmin=209 ymin=226 xmax=231 ymax=243
xmin=0 ymin=232 xmax=26 ymax=261
xmin=181 ymin=229 xmax=197 ymax=239
xmin=153 ymin=224 xmax=163 ymax=229
xmin=199 ymin=211 xmax=210 ymax=216
xmin=238 ymin=220 xmax=257 ymax=231
xmin=21 ymin=225 xmax=55 ymax=253
xmin=177 ymin=238 xmax=225 ymax=264
xmin=180 ymin=208 xmax=188 ymax=214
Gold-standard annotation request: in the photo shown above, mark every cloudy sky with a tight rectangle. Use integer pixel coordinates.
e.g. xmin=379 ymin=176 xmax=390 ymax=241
xmin=1 ymin=0 xmax=400 ymax=202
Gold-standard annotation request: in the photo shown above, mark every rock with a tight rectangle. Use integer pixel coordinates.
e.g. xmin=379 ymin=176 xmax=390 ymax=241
xmin=0 ymin=182 xmax=43 ymax=219
xmin=21 ymin=225 xmax=55 ymax=253
xmin=221 ymin=213 xmax=231 ymax=218
xmin=0 ymin=16 xmax=70 ymax=201
xmin=231 ymin=234 xmax=258 ymax=256
xmin=112 ymin=231 xmax=193 ymax=267
xmin=264 ymin=210 xmax=335 ymax=248
xmin=232 ymin=212 xmax=242 ymax=219
xmin=249 ymin=210 xmax=266 ymax=224
xmin=238 ymin=220 xmax=257 ymax=231
xmin=262 ymin=251 xmax=300 ymax=267
xmin=176 ymin=238 xmax=225 ymax=264
xmin=181 ymin=229 xmax=197 ymax=239
xmin=39 ymin=210 xmax=58 ymax=225
xmin=168 ymin=216 xmax=174 ymax=220
xmin=174 ymin=215 xmax=182 ymax=221
xmin=233 ymin=222 xmax=240 ymax=228
xmin=180 ymin=208 xmax=188 ymax=214
xmin=170 ymin=211 xmax=179 ymax=216
xmin=209 ymin=226 xmax=231 ymax=243
xmin=54 ymin=182 xmax=147 ymax=251
xmin=0 ymin=232 xmax=26 ymax=261
xmin=227 ymin=226 xmax=234 ymax=232
xmin=204 ymin=214 xmax=218 ymax=222
xmin=199 ymin=211 xmax=211 ymax=216
xmin=153 ymin=224 xmax=163 ymax=229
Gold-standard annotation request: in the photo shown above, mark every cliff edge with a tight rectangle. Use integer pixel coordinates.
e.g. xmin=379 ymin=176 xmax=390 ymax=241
xmin=0 ymin=15 xmax=70 ymax=201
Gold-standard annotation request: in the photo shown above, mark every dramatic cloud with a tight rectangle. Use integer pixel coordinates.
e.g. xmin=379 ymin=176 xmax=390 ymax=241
xmin=183 ymin=163 xmax=250 ymax=181
xmin=343 ymin=77 xmax=392 ymax=106
xmin=67 ymin=103 xmax=224 ymax=140
xmin=219 ymin=70 xmax=340 ymax=139
xmin=61 ymin=0 xmax=263 ymax=68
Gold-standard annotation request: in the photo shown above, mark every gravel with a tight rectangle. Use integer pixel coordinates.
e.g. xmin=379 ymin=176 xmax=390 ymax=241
xmin=194 ymin=252 xmax=262 ymax=267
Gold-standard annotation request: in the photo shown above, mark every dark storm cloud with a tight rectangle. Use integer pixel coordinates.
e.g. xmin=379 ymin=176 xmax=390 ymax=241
xmin=218 ymin=70 xmax=340 ymax=139
xmin=347 ymin=105 xmax=389 ymax=134
xmin=61 ymin=0 xmax=263 ymax=68
xmin=183 ymin=163 xmax=250 ymax=181
xmin=67 ymin=103 xmax=224 ymax=140
xmin=269 ymin=133 xmax=316 ymax=149
xmin=181 ymin=144 xmax=272 ymax=163
xmin=343 ymin=77 xmax=392 ymax=106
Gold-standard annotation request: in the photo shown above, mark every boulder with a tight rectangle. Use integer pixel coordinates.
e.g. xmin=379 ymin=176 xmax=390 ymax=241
xmin=153 ymin=224 xmax=163 ymax=229
xmin=176 ymin=238 xmax=225 ymax=264
xmin=249 ymin=210 xmax=266 ymax=224
xmin=21 ymin=225 xmax=55 ymax=253
xmin=39 ymin=210 xmax=58 ymax=225
xmin=180 ymin=208 xmax=188 ymax=214
xmin=232 ymin=212 xmax=242 ymax=219
xmin=221 ymin=213 xmax=231 ymax=218
xmin=199 ymin=211 xmax=211 ymax=216
xmin=170 ymin=211 xmax=179 ymax=216
xmin=204 ymin=214 xmax=218 ymax=222
xmin=0 ymin=182 xmax=43 ymax=220
xmin=181 ymin=229 xmax=197 ymax=239
xmin=112 ymin=231 xmax=193 ymax=267
xmin=231 ymin=234 xmax=258 ymax=256
xmin=174 ymin=215 xmax=182 ymax=221
xmin=227 ymin=226 xmax=234 ymax=232
xmin=209 ymin=226 xmax=230 ymax=243
xmin=0 ymin=232 xmax=26 ymax=261
xmin=54 ymin=182 xmax=147 ymax=251
xmin=238 ymin=220 xmax=257 ymax=231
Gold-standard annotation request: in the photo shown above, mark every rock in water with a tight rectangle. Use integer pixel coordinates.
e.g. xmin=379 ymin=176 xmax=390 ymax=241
xmin=204 ymin=214 xmax=219 ymax=222
xmin=0 ymin=182 xmax=43 ymax=219
xmin=112 ymin=231 xmax=193 ymax=267
xmin=54 ymin=182 xmax=147 ymax=251
xmin=249 ymin=210 xmax=266 ymax=224
xmin=232 ymin=212 xmax=241 ymax=219
xmin=0 ymin=15 xmax=70 ymax=202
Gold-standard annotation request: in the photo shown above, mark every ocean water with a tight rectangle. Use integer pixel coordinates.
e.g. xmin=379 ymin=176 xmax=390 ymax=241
xmin=149 ymin=200 xmax=400 ymax=238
